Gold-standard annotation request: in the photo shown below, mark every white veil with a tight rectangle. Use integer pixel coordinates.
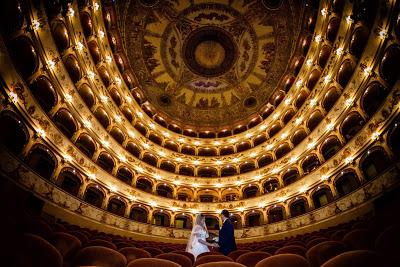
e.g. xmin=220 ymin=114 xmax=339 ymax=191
xmin=186 ymin=214 xmax=207 ymax=252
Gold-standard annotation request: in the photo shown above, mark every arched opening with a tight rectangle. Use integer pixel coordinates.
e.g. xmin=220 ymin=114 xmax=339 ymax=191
xmin=198 ymin=167 xmax=218 ymax=177
xmin=156 ymin=184 xmax=173 ymax=198
xmin=230 ymin=214 xmax=242 ymax=229
xmin=246 ymin=211 xmax=262 ymax=227
xmin=268 ymin=206 xmax=284 ymax=223
xmin=243 ymin=185 xmax=259 ymax=199
xmin=126 ymin=142 xmax=141 ymax=158
xmin=340 ymin=112 xmax=365 ymax=142
xmin=107 ymin=197 xmax=126 ymax=217
xmin=239 ymin=162 xmax=256 ymax=174
xmin=198 ymin=147 xmax=217 ymax=156
xmin=275 ymin=143 xmax=291 ymax=159
xmin=110 ymin=127 xmax=125 ymax=145
xmin=282 ymin=168 xmax=300 ymax=186
xmin=175 ymin=214 xmax=192 ymax=229
xmin=320 ymin=136 xmax=342 ymax=161
xmin=179 ymin=165 xmax=194 ymax=176
xmin=334 ymin=170 xmax=361 ymax=197
xmin=263 ymin=179 xmax=279 ymax=193
xmin=322 ymin=86 xmax=341 ymax=112
xmin=94 ymin=107 xmax=110 ymax=129
xmin=222 ymin=188 xmax=239 ymax=201
xmin=136 ymin=178 xmax=153 ymax=193
xmin=116 ymin=166 xmax=133 ymax=185
xmin=0 ymin=111 xmax=28 ymax=155
xmin=388 ymin=118 xmax=400 ymax=157
xmin=153 ymin=211 xmax=170 ymax=227
xmin=29 ymin=75 xmax=58 ymax=112
xmin=307 ymin=110 xmax=323 ymax=131
xmin=312 ymin=186 xmax=334 ymax=208
xmin=307 ymin=69 xmax=321 ymax=91
xmin=361 ymin=82 xmax=387 ymax=117
xmin=336 ymin=59 xmax=354 ymax=88
xmin=268 ymin=123 xmax=282 ymax=138
xmin=301 ymin=154 xmax=321 ymax=174
xmin=289 ymin=198 xmax=308 ymax=217
xmin=360 ymin=147 xmax=391 ymax=181
xmin=181 ymin=146 xmax=195 ymax=155
xmin=295 ymin=90 xmax=309 ymax=109
xmin=258 ymin=154 xmax=273 ymax=167
xmin=220 ymin=146 xmax=235 ymax=156
xmin=221 ymin=166 xmax=237 ymax=177
xmin=160 ymin=160 xmax=176 ymax=173
xmin=58 ymin=168 xmax=82 ymax=196
xmin=53 ymin=108 xmax=77 ymax=139
xmin=326 ymin=16 xmax=340 ymax=42
xmin=164 ymin=141 xmax=178 ymax=152
xmin=205 ymin=215 xmax=220 ymax=230
xmin=237 ymin=142 xmax=251 ymax=153
xmin=291 ymin=129 xmax=307 ymax=146
xmin=198 ymin=189 xmax=218 ymax=202
xmin=380 ymin=44 xmax=400 ymax=84
xmin=78 ymin=84 xmax=95 ymax=108
xmin=142 ymin=153 xmax=157 ymax=167
xmin=75 ymin=133 xmax=96 ymax=158
xmin=25 ymin=145 xmax=56 ymax=180
xmin=96 ymin=152 xmax=115 ymax=173
xmin=130 ymin=206 xmax=148 ymax=223
xmin=148 ymin=133 xmax=162 ymax=145
xmin=83 ymin=185 xmax=104 ymax=208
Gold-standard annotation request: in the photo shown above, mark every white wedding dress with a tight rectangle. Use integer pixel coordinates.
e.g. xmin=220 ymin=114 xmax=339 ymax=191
xmin=186 ymin=225 xmax=210 ymax=260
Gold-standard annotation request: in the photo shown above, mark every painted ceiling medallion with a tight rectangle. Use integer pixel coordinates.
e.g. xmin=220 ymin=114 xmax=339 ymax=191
xmin=124 ymin=0 xmax=298 ymax=128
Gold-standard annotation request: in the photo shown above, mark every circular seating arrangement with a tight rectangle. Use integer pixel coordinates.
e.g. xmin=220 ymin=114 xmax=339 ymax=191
xmin=236 ymin=251 xmax=271 ymax=267
xmin=228 ymin=250 xmax=251 ymax=261
xmin=127 ymin=258 xmax=181 ymax=267
xmin=254 ymin=254 xmax=310 ymax=267
xmin=156 ymin=253 xmax=193 ymax=267
xmin=305 ymin=241 xmax=348 ymax=267
xmin=194 ymin=255 xmax=234 ymax=266
xmin=320 ymin=250 xmax=383 ymax=267
xmin=119 ymin=247 xmax=152 ymax=263
xmin=73 ymin=246 xmax=127 ymax=267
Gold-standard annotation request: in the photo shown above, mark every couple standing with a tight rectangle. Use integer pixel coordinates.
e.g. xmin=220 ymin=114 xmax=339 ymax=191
xmin=186 ymin=210 xmax=237 ymax=260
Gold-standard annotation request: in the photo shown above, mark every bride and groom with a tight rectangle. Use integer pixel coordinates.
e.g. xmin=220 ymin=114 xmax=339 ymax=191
xmin=186 ymin=209 xmax=237 ymax=260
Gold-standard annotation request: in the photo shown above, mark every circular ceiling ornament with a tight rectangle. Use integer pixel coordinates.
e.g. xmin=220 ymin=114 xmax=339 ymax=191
xmin=183 ymin=26 xmax=238 ymax=77
xmin=124 ymin=0 xmax=301 ymax=128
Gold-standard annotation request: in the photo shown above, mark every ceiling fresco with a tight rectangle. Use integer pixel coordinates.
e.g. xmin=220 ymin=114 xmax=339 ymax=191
xmin=123 ymin=0 xmax=302 ymax=128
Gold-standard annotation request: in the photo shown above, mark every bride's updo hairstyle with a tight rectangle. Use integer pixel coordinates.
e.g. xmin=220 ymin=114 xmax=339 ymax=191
xmin=195 ymin=214 xmax=205 ymax=226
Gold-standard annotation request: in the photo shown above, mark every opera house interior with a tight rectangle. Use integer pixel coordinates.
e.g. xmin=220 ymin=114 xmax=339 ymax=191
xmin=0 ymin=0 xmax=400 ymax=266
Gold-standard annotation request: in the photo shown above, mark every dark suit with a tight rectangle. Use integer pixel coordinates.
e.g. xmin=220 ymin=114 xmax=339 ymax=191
xmin=218 ymin=218 xmax=237 ymax=256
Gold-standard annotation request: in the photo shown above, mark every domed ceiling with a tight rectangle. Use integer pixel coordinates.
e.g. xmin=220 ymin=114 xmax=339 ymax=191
xmin=119 ymin=0 xmax=305 ymax=128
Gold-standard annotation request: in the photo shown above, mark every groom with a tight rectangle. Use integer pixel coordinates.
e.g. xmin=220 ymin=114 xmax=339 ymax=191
xmin=211 ymin=209 xmax=237 ymax=255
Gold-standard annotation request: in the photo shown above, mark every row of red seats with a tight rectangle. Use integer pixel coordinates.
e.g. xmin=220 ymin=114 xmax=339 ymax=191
xmin=6 ymin=212 xmax=399 ymax=267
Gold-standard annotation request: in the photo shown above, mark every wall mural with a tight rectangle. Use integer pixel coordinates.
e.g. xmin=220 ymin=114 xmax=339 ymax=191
xmin=124 ymin=0 xmax=298 ymax=127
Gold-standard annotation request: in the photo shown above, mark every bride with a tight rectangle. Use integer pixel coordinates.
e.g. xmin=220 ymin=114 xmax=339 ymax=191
xmin=186 ymin=214 xmax=211 ymax=260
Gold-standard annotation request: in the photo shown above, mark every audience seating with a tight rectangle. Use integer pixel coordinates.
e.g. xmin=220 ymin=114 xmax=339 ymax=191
xmin=173 ymin=250 xmax=195 ymax=263
xmin=194 ymin=255 xmax=234 ymax=266
xmin=375 ymin=224 xmax=400 ymax=264
xmin=73 ymin=246 xmax=127 ymax=267
xmin=49 ymin=232 xmax=81 ymax=260
xmin=320 ymin=250 xmax=383 ymax=267
xmin=197 ymin=262 xmax=246 ymax=267
xmin=254 ymin=254 xmax=310 ymax=267
xmin=342 ymin=229 xmax=375 ymax=250
xmin=236 ymin=251 xmax=271 ymax=267
xmin=86 ymin=238 xmax=118 ymax=250
xmin=156 ymin=252 xmax=193 ymax=267
xmin=228 ymin=250 xmax=251 ymax=261
xmin=119 ymin=247 xmax=152 ymax=262
xmin=143 ymin=246 xmax=164 ymax=257
xmin=275 ymin=245 xmax=307 ymax=257
xmin=127 ymin=258 xmax=181 ymax=267
xmin=305 ymin=241 xmax=348 ymax=267
xmin=197 ymin=251 xmax=223 ymax=258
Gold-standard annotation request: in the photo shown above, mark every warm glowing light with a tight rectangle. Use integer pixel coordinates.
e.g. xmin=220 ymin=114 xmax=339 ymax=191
xmin=115 ymin=77 xmax=122 ymax=86
xmin=83 ymin=120 xmax=92 ymax=128
xmin=100 ymin=95 xmax=108 ymax=103
xmin=142 ymin=143 xmax=150 ymax=149
xmin=346 ymin=15 xmax=353 ymax=25
xmin=378 ymin=29 xmax=387 ymax=39
xmin=67 ymin=7 xmax=75 ymax=17
xmin=344 ymin=156 xmax=353 ymax=165
xmin=64 ymin=94 xmax=73 ymax=103
xmin=31 ymin=19 xmax=40 ymax=31
xmin=310 ymin=98 xmax=317 ymax=107
xmin=335 ymin=47 xmax=344 ymax=56
xmin=149 ymin=123 xmax=155 ymax=129
xmin=87 ymin=71 xmax=95 ymax=80
xmin=307 ymin=142 xmax=315 ymax=150
xmin=106 ymin=55 xmax=112 ymax=63
xmin=363 ymin=66 xmax=372 ymax=77
xmin=323 ymin=75 xmax=331 ymax=84
xmin=215 ymin=160 xmax=222 ymax=165
xmin=345 ymin=98 xmax=353 ymax=107
xmin=36 ymin=128 xmax=46 ymax=139
xmin=271 ymin=168 xmax=279 ymax=175
xmin=235 ymin=180 xmax=242 ymax=186
xmin=63 ymin=154 xmax=72 ymax=162
xmin=88 ymin=173 xmax=96 ymax=180
xmin=154 ymin=174 xmax=161 ymax=180
xmin=193 ymin=160 xmax=200 ymax=165
xmin=175 ymin=157 xmax=182 ymax=162
xmin=260 ymin=124 xmax=267 ymax=130
xmin=296 ymin=79 xmax=303 ymax=87
xmin=281 ymin=132 xmax=288 ymax=139
xmin=246 ymin=133 xmax=252 ymax=138
xmin=284 ymin=98 xmax=291 ymax=105
xmin=326 ymin=123 xmax=334 ymax=131
xmin=250 ymin=152 xmax=257 ymax=158
xmin=158 ymin=151 xmax=166 ymax=157
xmin=192 ymin=183 xmax=198 ymax=188
xmin=266 ymin=144 xmax=273 ymax=150
xmin=93 ymin=2 xmax=100 ymax=11
xmin=289 ymin=156 xmax=297 ymax=164
xmin=272 ymin=113 xmax=279 ymax=120
xmin=299 ymin=186 xmax=307 ymax=194
xmin=163 ymin=132 xmax=170 ymax=138
xmin=128 ymin=131 xmax=135 ymax=138
xmin=174 ymin=180 xmax=181 ymax=185
xmin=102 ymin=140 xmax=110 ymax=147
xmin=278 ymin=196 xmax=287 ymax=202
xmin=9 ymin=92 xmax=18 ymax=103
xmin=47 ymin=59 xmax=56 ymax=70
xmin=229 ymin=138 xmax=237 ymax=144
xmin=314 ymin=35 xmax=321 ymax=43
xmin=321 ymin=8 xmax=327 ymax=17
xmin=321 ymin=174 xmax=329 ymax=181
xmin=98 ymin=30 xmax=105 ymax=39
xmin=76 ymin=41 xmax=84 ymax=51
xmin=371 ymin=131 xmax=380 ymax=140
xmin=213 ymin=140 xmax=220 ymax=146
xmin=232 ymin=158 xmax=239 ymax=163
xmin=137 ymin=112 xmax=143 ymax=118
xmin=119 ymin=155 xmax=126 ymax=162
xmin=306 ymin=59 xmax=313 ymax=66
xmin=215 ymin=183 xmax=222 ymax=188
xmin=136 ymin=166 xmax=144 ymax=173
xmin=178 ymin=138 xmax=185 ymax=143
xmin=294 ymin=117 xmax=302 ymax=125
xmin=194 ymin=141 xmax=200 ymax=146
xmin=237 ymin=207 xmax=244 ymax=212
xmin=255 ymin=175 xmax=262 ymax=180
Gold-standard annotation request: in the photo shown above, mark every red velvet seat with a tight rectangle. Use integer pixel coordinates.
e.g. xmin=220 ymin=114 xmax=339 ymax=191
xmin=375 ymin=225 xmax=400 ymax=264
xmin=162 ymin=247 xmax=176 ymax=253
xmin=127 ymin=258 xmax=181 ymax=267
xmin=330 ymin=230 xmax=348 ymax=241
xmin=119 ymin=247 xmax=152 ymax=262
xmin=156 ymin=252 xmax=192 ymax=267
xmin=172 ymin=250 xmax=195 ymax=264
xmin=305 ymin=237 xmax=329 ymax=248
xmin=143 ymin=246 xmax=164 ymax=257
xmin=14 ymin=233 xmax=63 ymax=267
xmin=195 ymin=255 xmax=234 ymax=266
xmin=23 ymin=218 xmax=53 ymax=240
xmin=236 ymin=251 xmax=271 ymax=267
xmin=68 ymin=230 xmax=89 ymax=244
xmin=115 ymin=241 xmax=135 ymax=249
xmin=275 ymin=245 xmax=307 ymax=257
xmin=258 ymin=246 xmax=279 ymax=254
xmin=306 ymin=241 xmax=348 ymax=267
xmin=86 ymin=238 xmax=117 ymax=250
xmin=285 ymin=240 xmax=306 ymax=247
xmin=321 ymin=250 xmax=383 ymax=267
xmin=198 ymin=251 xmax=224 ymax=258
xmin=197 ymin=262 xmax=247 ymax=267
xmin=50 ymin=232 xmax=82 ymax=259
xmin=228 ymin=250 xmax=251 ymax=261
xmin=342 ymin=229 xmax=375 ymax=250
xmin=254 ymin=254 xmax=310 ymax=267
xmin=73 ymin=246 xmax=127 ymax=267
